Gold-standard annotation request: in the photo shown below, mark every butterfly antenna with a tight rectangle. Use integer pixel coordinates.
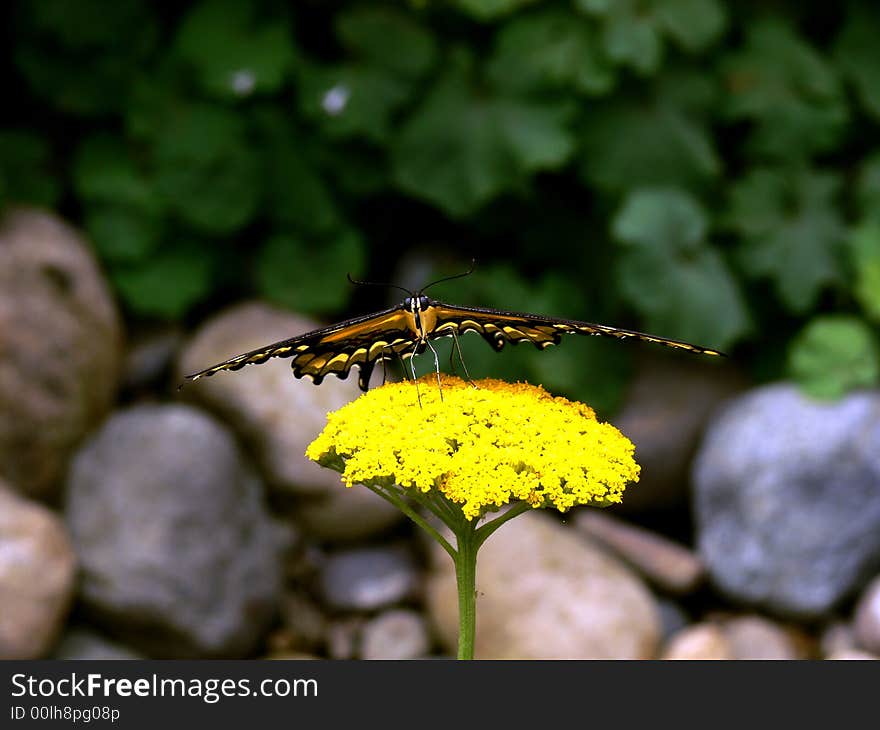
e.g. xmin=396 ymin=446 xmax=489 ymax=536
xmin=419 ymin=259 xmax=477 ymax=294
xmin=346 ymin=273 xmax=412 ymax=298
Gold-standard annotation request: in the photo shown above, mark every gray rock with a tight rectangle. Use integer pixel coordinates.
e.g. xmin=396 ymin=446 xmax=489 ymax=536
xmin=614 ymin=351 xmax=747 ymax=512
xmin=854 ymin=575 xmax=880 ymax=655
xmin=574 ymin=510 xmax=705 ymax=594
xmin=0 ymin=482 xmax=77 ymax=658
xmin=52 ymin=629 xmax=143 ymax=660
xmin=693 ymin=384 xmax=880 ymax=618
xmin=656 ymin=598 xmax=691 ymax=642
xmin=426 ymin=511 xmax=661 ymax=659
xmin=65 ymin=404 xmax=284 ymax=657
xmin=318 ymin=546 xmax=420 ymax=612
xmin=0 ymin=207 xmax=122 ymax=499
xmin=177 ymin=302 xmax=401 ymax=540
xmin=360 ymin=609 xmax=431 ymax=660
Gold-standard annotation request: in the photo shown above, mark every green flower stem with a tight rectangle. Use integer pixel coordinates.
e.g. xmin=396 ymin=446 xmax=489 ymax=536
xmin=365 ymin=484 xmax=456 ymax=557
xmin=365 ymin=485 xmax=534 ymax=660
xmin=452 ymin=516 xmax=479 ymax=661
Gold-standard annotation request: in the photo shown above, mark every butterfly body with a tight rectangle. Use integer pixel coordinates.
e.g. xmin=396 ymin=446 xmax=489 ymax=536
xmin=185 ymin=291 xmax=724 ymax=392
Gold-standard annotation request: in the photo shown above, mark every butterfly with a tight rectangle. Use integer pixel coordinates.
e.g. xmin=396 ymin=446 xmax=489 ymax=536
xmin=183 ymin=271 xmax=725 ymax=391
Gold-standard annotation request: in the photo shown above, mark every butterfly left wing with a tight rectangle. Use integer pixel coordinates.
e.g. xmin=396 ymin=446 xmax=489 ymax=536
xmin=427 ymin=302 xmax=725 ymax=357
xmin=184 ymin=305 xmax=417 ymax=391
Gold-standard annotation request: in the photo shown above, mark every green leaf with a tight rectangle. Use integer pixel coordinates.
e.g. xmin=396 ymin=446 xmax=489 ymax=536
xmin=612 ymin=187 xmax=707 ymax=254
xmin=612 ymin=188 xmax=750 ymax=349
xmin=834 ymin=4 xmax=880 ymax=120
xmin=252 ymin=110 xmax=340 ymax=233
xmin=788 ymin=316 xmax=880 ymax=399
xmin=848 ymin=221 xmax=880 ymax=323
xmin=576 ymin=0 xmax=727 ymax=74
xmin=297 ymin=62 xmax=412 ymax=144
xmin=174 ymin=0 xmax=296 ymax=99
xmin=652 ymin=0 xmax=727 ymax=53
xmin=727 ymin=168 xmax=845 ymax=313
xmin=255 ymin=230 xmax=365 ymax=315
xmin=317 ymin=143 xmax=389 ymax=198
xmin=721 ymin=18 xmax=848 ymax=160
xmin=113 ymin=247 xmax=213 ymax=319
xmin=73 ymin=136 xmax=158 ymax=212
xmin=578 ymin=97 xmax=719 ymax=193
xmin=84 ymin=206 xmax=163 ymax=265
xmin=392 ymin=63 xmax=575 ymax=217
xmin=152 ymin=104 xmax=261 ymax=234
xmin=0 ymin=131 xmax=60 ymax=207
xmin=14 ymin=0 xmax=157 ymax=116
xmin=454 ymin=0 xmax=540 ymax=21
xmin=487 ymin=9 xmax=615 ymax=96
xmin=857 ymin=152 xmax=880 ymax=220
xmin=335 ymin=7 xmax=436 ymax=79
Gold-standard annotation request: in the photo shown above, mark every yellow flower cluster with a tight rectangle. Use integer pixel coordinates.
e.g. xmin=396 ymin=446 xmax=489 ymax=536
xmin=306 ymin=375 xmax=640 ymax=521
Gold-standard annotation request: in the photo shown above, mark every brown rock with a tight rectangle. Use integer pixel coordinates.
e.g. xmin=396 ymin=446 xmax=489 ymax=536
xmin=722 ymin=615 xmax=808 ymax=660
xmin=0 ymin=482 xmax=77 ymax=658
xmin=826 ymin=649 xmax=879 ymax=660
xmin=426 ymin=511 xmax=661 ymax=659
xmin=663 ymin=623 xmax=733 ymax=660
xmin=574 ymin=509 xmax=705 ymax=594
xmin=820 ymin=621 xmax=859 ymax=658
xmin=177 ymin=302 xmax=400 ymax=541
xmin=0 ymin=207 xmax=122 ymax=498
xmin=614 ymin=351 xmax=747 ymax=512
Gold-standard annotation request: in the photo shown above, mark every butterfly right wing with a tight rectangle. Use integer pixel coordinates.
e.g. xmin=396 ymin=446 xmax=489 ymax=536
xmin=183 ymin=304 xmax=417 ymax=391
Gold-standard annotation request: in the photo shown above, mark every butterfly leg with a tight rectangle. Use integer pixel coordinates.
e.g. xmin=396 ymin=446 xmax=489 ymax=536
xmin=451 ymin=328 xmax=477 ymax=388
xmin=408 ymin=347 xmax=422 ymax=408
xmin=425 ymin=337 xmax=443 ymax=402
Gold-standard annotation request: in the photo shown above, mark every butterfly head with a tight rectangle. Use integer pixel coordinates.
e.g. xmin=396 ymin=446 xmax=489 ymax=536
xmin=404 ymin=294 xmax=431 ymax=313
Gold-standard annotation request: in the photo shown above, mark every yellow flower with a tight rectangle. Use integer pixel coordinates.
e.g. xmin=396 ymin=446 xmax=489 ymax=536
xmin=306 ymin=374 xmax=640 ymax=521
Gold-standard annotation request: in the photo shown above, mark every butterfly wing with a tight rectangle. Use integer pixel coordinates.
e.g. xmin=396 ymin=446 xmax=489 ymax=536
xmin=184 ymin=304 xmax=417 ymax=391
xmin=428 ymin=302 xmax=725 ymax=357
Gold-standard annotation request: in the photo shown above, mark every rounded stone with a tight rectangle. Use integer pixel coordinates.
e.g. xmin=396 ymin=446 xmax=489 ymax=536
xmin=722 ymin=615 xmax=806 ymax=660
xmin=0 ymin=481 xmax=77 ymax=658
xmin=662 ymin=623 xmax=732 ymax=660
xmin=318 ymin=546 xmax=420 ymax=612
xmin=360 ymin=609 xmax=431 ymax=660
xmin=65 ymin=403 xmax=285 ymax=657
xmin=693 ymin=384 xmax=880 ymax=618
xmin=0 ymin=207 xmax=122 ymax=498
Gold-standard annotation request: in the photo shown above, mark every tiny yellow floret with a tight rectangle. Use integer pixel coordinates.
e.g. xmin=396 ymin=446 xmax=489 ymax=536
xmin=306 ymin=375 xmax=640 ymax=521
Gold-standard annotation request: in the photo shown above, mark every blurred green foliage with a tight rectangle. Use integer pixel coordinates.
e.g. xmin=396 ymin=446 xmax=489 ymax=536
xmin=2 ymin=0 xmax=880 ymax=406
